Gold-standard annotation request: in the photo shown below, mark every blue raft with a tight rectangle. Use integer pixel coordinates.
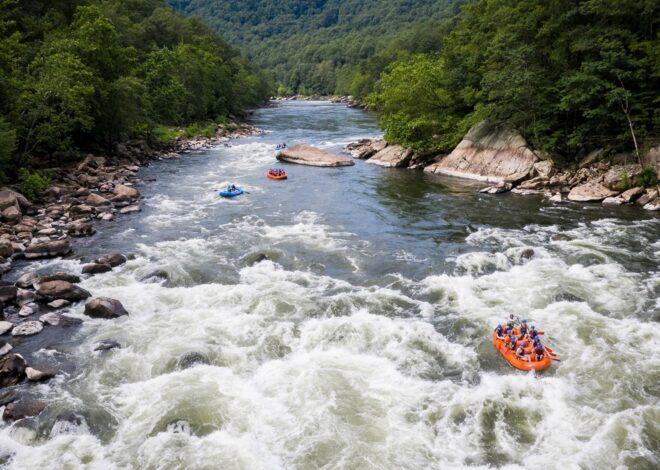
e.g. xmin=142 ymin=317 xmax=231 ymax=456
xmin=218 ymin=186 xmax=244 ymax=198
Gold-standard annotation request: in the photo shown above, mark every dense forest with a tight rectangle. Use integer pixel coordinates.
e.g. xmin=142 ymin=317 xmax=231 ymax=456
xmin=370 ymin=0 xmax=660 ymax=160
xmin=0 ymin=0 xmax=272 ymax=183
xmin=168 ymin=0 xmax=464 ymax=96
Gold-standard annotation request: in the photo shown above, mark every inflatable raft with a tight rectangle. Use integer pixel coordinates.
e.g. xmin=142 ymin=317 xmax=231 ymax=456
xmin=218 ymin=186 xmax=244 ymax=198
xmin=267 ymin=170 xmax=287 ymax=180
xmin=492 ymin=331 xmax=552 ymax=371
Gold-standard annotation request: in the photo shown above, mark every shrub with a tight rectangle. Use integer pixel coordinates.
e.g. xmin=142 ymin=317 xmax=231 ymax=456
xmin=635 ymin=167 xmax=658 ymax=188
xmin=18 ymin=168 xmax=51 ymax=201
xmin=617 ymin=172 xmax=630 ymax=191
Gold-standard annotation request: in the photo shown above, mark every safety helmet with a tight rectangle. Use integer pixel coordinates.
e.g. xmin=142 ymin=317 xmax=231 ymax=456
xmin=497 ymin=324 xmax=502 ymax=328
xmin=530 ymin=325 xmax=536 ymax=330
xmin=522 ymin=319 xmax=527 ymax=323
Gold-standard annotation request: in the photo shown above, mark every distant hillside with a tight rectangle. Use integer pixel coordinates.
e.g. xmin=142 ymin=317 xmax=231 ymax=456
xmin=169 ymin=0 xmax=464 ymax=95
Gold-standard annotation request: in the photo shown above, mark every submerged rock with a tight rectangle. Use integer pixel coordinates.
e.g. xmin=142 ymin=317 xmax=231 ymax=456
xmin=277 ymin=144 xmax=354 ymax=167
xmin=94 ymin=339 xmax=121 ymax=351
xmin=3 ymin=399 xmax=46 ymax=421
xmin=84 ymin=297 xmax=129 ymax=319
xmin=176 ymin=352 xmax=209 ymax=370
xmin=140 ymin=269 xmax=169 ymax=283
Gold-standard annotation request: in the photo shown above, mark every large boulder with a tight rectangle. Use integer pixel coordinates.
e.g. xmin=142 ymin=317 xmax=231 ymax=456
xmin=277 ymin=144 xmax=354 ymax=167
xmin=112 ymin=184 xmax=140 ymax=202
xmin=11 ymin=321 xmax=43 ymax=336
xmin=620 ymin=187 xmax=644 ymax=203
xmin=3 ymin=399 xmax=46 ymax=421
xmin=366 ymin=145 xmax=413 ymax=168
xmin=67 ymin=219 xmax=96 ymax=237
xmin=603 ymin=164 xmax=642 ymax=190
xmin=36 ymin=280 xmax=90 ymax=301
xmin=0 ymin=283 xmax=17 ymax=303
xmin=425 ymin=121 xmax=539 ymax=183
xmin=41 ymin=272 xmax=81 ymax=284
xmin=567 ymin=182 xmax=619 ymax=202
xmin=15 ymin=271 xmax=39 ymax=289
xmin=82 ymin=263 xmax=112 ymax=275
xmin=84 ymin=297 xmax=129 ymax=319
xmin=95 ymin=253 xmax=127 ymax=267
xmin=1 ymin=205 xmax=21 ymax=224
xmin=0 ymin=353 xmax=26 ymax=387
xmin=24 ymin=239 xmax=72 ymax=259
xmin=86 ymin=193 xmax=110 ymax=207
xmin=345 ymin=139 xmax=386 ymax=159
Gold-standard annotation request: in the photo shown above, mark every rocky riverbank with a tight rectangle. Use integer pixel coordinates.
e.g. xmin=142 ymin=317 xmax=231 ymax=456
xmin=0 ymin=123 xmax=261 ymax=421
xmin=345 ymin=122 xmax=660 ymax=212
xmin=273 ymin=95 xmax=364 ymax=108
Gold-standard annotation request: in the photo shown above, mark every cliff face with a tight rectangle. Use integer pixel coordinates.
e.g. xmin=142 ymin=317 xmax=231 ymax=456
xmin=424 ymin=121 xmax=539 ymax=183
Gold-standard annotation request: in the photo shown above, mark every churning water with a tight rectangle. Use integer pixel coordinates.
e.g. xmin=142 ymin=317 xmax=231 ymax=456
xmin=1 ymin=101 xmax=658 ymax=469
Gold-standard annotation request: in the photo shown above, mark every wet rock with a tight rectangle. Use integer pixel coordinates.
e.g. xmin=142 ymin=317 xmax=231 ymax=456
xmin=82 ymin=263 xmax=112 ymax=275
xmin=25 ymin=367 xmax=55 ymax=382
xmin=520 ymin=248 xmax=535 ymax=260
xmin=119 ymin=204 xmax=141 ymax=214
xmin=567 ymin=182 xmax=619 ymax=202
xmin=0 ymin=284 xmax=17 ymax=303
xmin=0 ymin=240 xmax=13 ymax=258
xmin=140 ymin=269 xmax=169 ymax=283
xmin=47 ymin=299 xmax=71 ymax=309
xmin=480 ymin=182 xmax=512 ymax=194
xmin=112 ymin=184 xmax=140 ymax=202
xmin=167 ymin=420 xmax=192 ymax=435
xmin=12 ymin=321 xmax=43 ymax=336
xmin=95 ymin=253 xmax=127 ymax=267
xmin=50 ymin=412 xmax=87 ymax=436
xmin=0 ymin=353 xmax=26 ymax=387
xmin=0 ymin=341 xmax=12 ymax=357
xmin=37 ymin=281 xmax=90 ymax=302
xmin=66 ymin=220 xmax=96 ymax=237
xmin=15 ymin=271 xmax=39 ymax=289
xmin=84 ymin=297 xmax=129 ymax=319
xmin=0 ymin=390 xmax=17 ymax=406
xmin=643 ymin=199 xmax=660 ymax=211
xmin=40 ymin=272 xmax=81 ymax=284
xmin=0 ymin=322 xmax=13 ymax=335
xmin=24 ymin=239 xmax=72 ymax=259
xmin=602 ymin=196 xmax=624 ymax=205
xmin=176 ymin=352 xmax=209 ymax=370
xmin=18 ymin=305 xmax=35 ymax=317
xmin=345 ymin=139 xmax=386 ymax=159
xmin=366 ymin=145 xmax=413 ymax=168
xmin=101 ymin=213 xmax=114 ymax=221
xmin=16 ymin=289 xmax=36 ymax=306
xmin=94 ymin=339 xmax=121 ymax=351
xmin=3 ymin=399 xmax=46 ymax=421
xmin=277 ymin=144 xmax=354 ymax=167
xmin=39 ymin=312 xmax=81 ymax=327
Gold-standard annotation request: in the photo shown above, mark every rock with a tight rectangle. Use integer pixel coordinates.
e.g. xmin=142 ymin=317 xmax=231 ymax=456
xmin=25 ymin=367 xmax=55 ymax=382
xmin=366 ymin=145 xmax=413 ymax=168
xmin=533 ymin=160 xmax=554 ymax=178
xmin=0 ymin=189 xmax=20 ymax=212
xmin=3 ymin=399 xmax=46 ymax=421
xmin=18 ymin=305 xmax=34 ymax=317
xmin=602 ymin=196 xmax=624 ymax=205
xmin=567 ymin=182 xmax=619 ymax=202
xmin=39 ymin=312 xmax=81 ymax=327
xmin=16 ymin=289 xmax=36 ymax=306
xmin=0 ymin=353 xmax=26 ymax=387
xmin=603 ymin=164 xmax=642 ymax=190
xmin=167 ymin=420 xmax=192 ymax=435
xmin=176 ymin=352 xmax=209 ymax=370
xmin=1 ymin=205 xmax=21 ymax=224
xmin=11 ymin=321 xmax=43 ymax=336
xmin=41 ymin=272 xmax=81 ymax=284
xmin=24 ymin=239 xmax=72 ymax=259
xmin=518 ymin=176 xmax=549 ymax=190
xmin=95 ymin=253 xmax=127 ymax=267
xmin=277 ymin=144 xmax=354 ymax=167
xmin=0 ymin=390 xmax=18 ymax=407
xmin=77 ymin=154 xmax=106 ymax=171
xmin=0 ymin=240 xmax=13 ymax=258
xmin=140 ymin=269 xmax=169 ymax=283
xmin=0 ymin=342 xmax=12 ymax=357
xmin=36 ymin=280 xmax=90 ymax=301
xmin=424 ymin=121 xmax=538 ymax=183
xmin=84 ymin=297 xmax=129 ymax=319
xmin=112 ymin=184 xmax=140 ymax=202
xmin=85 ymin=193 xmax=110 ymax=207
xmin=0 ymin=322 xmax=13 ymax=335
xmin=635 ymin=189 xmax=657 ymax=206
xmin=345 ymin=139 xmax=386 ymax=159
xmin=643 ymin=198 xmax=660 ymax=211
xmin=0 ymin=284 xmax=17 ymax=303
xmin=119 ymin=204 xmax=141 ymax=214
xmin=619 ymin=187 xmax=644 ymax=203
xmin=47 ymin=299 xmax=71 ymax=309
xmin=82 ymin=263 xmax=112 ymax=275
xmin=480 ymin=182 xmax=512 ymax=194
xmin=68 ymin=204 xmax=94 ymax=218
xmin=66 ymin=220 xmax=96 ymax=237
xmin=101 ymin=213 xmax=114 ymax=221
xmin=15 ymin=271 xmax=39 ymax=289
xmin=94 ymin=339 xmax=121 ymax=351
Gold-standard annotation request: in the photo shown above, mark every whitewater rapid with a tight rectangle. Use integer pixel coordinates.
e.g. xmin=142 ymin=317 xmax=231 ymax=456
xmin=0 ymin=102 xmax=658 ymax=469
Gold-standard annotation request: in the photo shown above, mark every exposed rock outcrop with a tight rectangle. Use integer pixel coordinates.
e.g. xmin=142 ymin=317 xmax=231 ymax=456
xmin=277 ymin=144 xmax=354 ymax=167
xmin=425 ymin=121 xmax=539 ymax=183
xmin=345 ymin=139 xmax=386 ymax=159
xmin=567 ymin=182 xmax=619 ymax=202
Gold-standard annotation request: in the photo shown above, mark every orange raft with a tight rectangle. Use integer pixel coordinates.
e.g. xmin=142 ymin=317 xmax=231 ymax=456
xmin=267 ymin=170 xmax=287 ymax=180
xmin=492 ymin=332 xmax=552 ymax=371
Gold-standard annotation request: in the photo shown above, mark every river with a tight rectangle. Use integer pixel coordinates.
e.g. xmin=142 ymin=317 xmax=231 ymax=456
xmin=1 ymin=101 xmax=658 ymax=469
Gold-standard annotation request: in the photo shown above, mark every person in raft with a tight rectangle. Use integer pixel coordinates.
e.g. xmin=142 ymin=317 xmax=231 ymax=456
xmin=533 ymin=338 xmax=545 ymax=361
xmin=229 ymin=184 xmax=237 ymax=192
xmin=516 ymin=342 xmax=530 ymax=362
xmin=519 ymin=319 xmax=529 ymax=336
xmin=495 ymin=324 xmax=506 ymax=339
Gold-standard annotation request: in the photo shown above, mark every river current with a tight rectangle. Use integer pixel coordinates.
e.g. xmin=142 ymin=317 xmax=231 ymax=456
xmin=1 ymin=101 xmax=658 ymax=469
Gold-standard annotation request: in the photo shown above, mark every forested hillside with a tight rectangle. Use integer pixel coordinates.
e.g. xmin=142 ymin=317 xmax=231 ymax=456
xmin=370 ymin=0 xmax=660 ymax=161
xmin=0 ymin=0 xmax=272 ymax=182
xmin=169 ymin=0 xmax=464 ymax=96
